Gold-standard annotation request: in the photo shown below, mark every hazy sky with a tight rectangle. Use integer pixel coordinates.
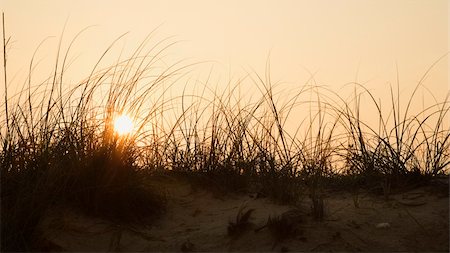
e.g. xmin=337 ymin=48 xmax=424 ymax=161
xmin=1 ymin=0 xmax=449 ymax=106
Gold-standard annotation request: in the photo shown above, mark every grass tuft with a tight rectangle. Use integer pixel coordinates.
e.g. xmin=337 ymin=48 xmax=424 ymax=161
xmin=227 ymin=205 xmax=255 ymax=237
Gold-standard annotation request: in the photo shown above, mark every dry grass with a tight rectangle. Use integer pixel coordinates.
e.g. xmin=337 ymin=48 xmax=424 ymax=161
xmin=227 ymin=205 xmax=255 ymax=237
xmin=1 ymin=15 xmax=449 ymax=251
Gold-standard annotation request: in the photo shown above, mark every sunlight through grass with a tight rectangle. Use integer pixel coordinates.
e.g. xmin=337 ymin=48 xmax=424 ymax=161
xmin=1 ymin=15 xmax=448 ymax=251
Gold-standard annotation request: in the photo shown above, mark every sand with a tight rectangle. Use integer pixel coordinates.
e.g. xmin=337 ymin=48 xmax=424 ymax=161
xmin=37 ymin=175 xmax=449 ymax=252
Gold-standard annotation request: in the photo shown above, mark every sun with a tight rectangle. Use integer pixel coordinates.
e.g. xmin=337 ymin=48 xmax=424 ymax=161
xmin=114 ymin=114 xmax=134 ymax=135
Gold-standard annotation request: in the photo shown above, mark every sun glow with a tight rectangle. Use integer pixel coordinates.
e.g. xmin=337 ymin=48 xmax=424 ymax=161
xmin=114 ymin=114 xmax=134 ymax=135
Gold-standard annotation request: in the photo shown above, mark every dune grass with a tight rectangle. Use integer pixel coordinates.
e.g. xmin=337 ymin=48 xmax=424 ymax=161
xmin=1 ymin=17 xmax=449 ymax=251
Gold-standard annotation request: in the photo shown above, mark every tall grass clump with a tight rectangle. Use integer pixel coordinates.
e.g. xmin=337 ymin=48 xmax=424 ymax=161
xmin=0 ymin=19 xmax=190 ymax=250
xmin=335 ymin=75 xmax=450 ymax=192
xmin=163 ymin=68 xmax=341 ymax=204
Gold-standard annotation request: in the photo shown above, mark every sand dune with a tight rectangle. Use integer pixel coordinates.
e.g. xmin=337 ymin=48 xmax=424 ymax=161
xmin=38 ymin=176 xmax=449 ymax=252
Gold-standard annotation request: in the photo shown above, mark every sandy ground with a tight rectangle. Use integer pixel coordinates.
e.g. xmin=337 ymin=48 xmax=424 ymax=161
xmin=38 ymin=176 xmax=449 ymax=252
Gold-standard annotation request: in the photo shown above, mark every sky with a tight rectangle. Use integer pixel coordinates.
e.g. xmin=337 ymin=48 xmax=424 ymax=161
xmin=1 ymin=0 xmax=449 ymax=123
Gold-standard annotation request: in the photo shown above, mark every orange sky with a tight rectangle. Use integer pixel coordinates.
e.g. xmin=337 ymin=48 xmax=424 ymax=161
xmin=1 ymin=0 xmax=449 ymax=113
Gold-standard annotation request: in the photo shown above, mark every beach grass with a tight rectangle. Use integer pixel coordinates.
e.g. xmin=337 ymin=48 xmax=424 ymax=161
xmin=1 ymin=17 xmax=449 ymax=251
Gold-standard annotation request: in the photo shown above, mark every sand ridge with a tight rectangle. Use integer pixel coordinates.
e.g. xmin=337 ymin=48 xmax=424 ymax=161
xmin=38 ymin=176 xmax=449 ymax=252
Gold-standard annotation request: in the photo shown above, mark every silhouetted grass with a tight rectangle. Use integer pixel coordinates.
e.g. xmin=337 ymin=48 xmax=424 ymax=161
xmin=334 ymin=76 xmax=450 ymax=194
xmin=1 ymin=15 xmax=449 ymax=251
xmin=1 ymin=17 xmax=174 ymax=251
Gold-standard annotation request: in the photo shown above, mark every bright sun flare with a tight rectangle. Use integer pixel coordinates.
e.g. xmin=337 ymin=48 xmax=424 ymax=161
xmin=114 ymin=114 xmax=134 ymax=135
